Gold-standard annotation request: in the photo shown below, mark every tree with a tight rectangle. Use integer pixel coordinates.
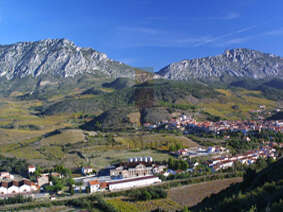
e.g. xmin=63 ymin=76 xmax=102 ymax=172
xmin=168 ymin=158 xmax=174 ymax=169
xmin=180 ymin=160 xmax=189 ymax=170
xmin=242 ymin=167 xmax=256 ymax=188
xmin=34 ymin=166 xmax=42 ymax=177
xmin=69 ymin=185 xmax=74 ymax=195
xmin=255 ymin=157 xmax=267 ymax=170
xmin=54 ymin=165 xmax=71 ymax=177
xmin=248 ymin=205 xmax=257 ymax=212
xmin=182 ymin=206 xmax=191 ymax=212
xmin=144 ymin=191 xmax=152 ymax=200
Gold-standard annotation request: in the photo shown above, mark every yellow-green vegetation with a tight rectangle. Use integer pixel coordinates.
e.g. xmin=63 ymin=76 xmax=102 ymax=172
xmin=0 ymin=98 xmax=200 ymax=169
xmin=82 ymin=149 xmax=171 ymax=169
xmin=201 ymin=88 xmax=276 ymax=120
xmin=39 ymin=146 xmax=64 ymax=160
xmin=215 ymin=89 xmax=232 ymax=97
xmin=40 ymin=129 xmax=85 ymax=145
xmin=107 ymin=198 xmax=183 ymax=212
xmin=9 ymin=147 xmax=43 ymax=160
xmin=100 ymin=87 xmax=115 ymax=93
xmin=135 ymin=198 xmax=183 ymax=211
xmin=0 ymin=98 xmax=77 ymax=166
xmin=114 ymin=134 xmax=198 ymax=151
xmin=0 ymin=98 xmax=197 ymax=169
xmin=107 ymin=199 xmax=141 ymax=212
xmin=127 ymin=112 xmax=141 ymax=127
xmin=168 ymin=177 xmax=242 ymax=207
xmin=0 ymin=84 xmax=278 ymax=171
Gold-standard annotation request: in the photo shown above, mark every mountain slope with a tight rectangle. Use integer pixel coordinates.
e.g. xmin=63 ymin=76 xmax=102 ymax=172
xmin=0 ymin=38 xmax=136 ymax=80
xmin=158 ymin=48 xmax=283 ymax=81
xmin=40 ymin=80 xmax=219 ymax=116
xmin=0 ymin=39 xmax=158 ymax=97
xmin=190 ymin=158 xmax=283 ymax=212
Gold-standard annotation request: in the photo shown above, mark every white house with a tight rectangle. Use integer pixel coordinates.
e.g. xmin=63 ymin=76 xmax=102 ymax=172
xmin=7 ymin=182 xmax=19 ymax=194
xmin=0 ymin=172 xmax=14 ymax=180
xmin=81 ymin=167 xmax=93 ymax=175
xmin=88 ymin=180 xmax=108 ymax=193
xmin=152 ymin=165 xmax=167 ymax=174
xmin=0 ymin=172 xmax=9 ymax=178
xmin=88 ymin=180 xmax=100 ymax=193
xmin=28 ymin=165 xmax=36 ymax=174
xmin=0 ymin=182 xmax=8 ymax=195
xmin=107 ymin=176 xmax=161 ymax=191
xmin=0 ymin=180 xmax=38 ymax=196
xmin=19 ymin=183 xmax=31 ymax=193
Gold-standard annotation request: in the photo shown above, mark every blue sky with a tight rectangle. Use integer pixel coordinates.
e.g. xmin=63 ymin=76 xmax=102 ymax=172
xmin=1 ymin=0 xmax=283 ymax=71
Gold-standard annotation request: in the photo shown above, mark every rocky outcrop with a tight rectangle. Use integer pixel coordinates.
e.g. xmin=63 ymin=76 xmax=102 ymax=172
xmin=0 ymin=38 xmax=136 ymax=80
xmin=158 ymin=48 xmax=283 ymax=81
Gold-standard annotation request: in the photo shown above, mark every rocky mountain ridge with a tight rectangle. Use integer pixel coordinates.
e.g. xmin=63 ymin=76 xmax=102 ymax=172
xmin=0 ymin=38 xmax=136 ymax=80
xmin=157 ymin=48 xmax=283 ymax=81
xmin=1 ymin=39 xmax=283 ymax=86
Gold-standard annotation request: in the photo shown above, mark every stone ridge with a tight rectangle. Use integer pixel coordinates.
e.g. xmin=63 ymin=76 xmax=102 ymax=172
xmin=157 ymin=48 xmax=283 ymax=81
xmin=0 ymin=38 xmax=136 ymax=80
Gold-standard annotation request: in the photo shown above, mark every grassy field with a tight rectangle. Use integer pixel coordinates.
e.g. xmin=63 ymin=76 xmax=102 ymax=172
xmin=107 ymin=197 xmax=183 ymax=212
xmin=168 ymin=177 xmax=242 ymax=207
xmin=23 ymin=206 xmax=76 ymax=212
xmin=83 ymin=149 xmax=172 ymax=170
xmin=201 ymin=89 xmax=275 ymax=120
xmin=0 ymin=98 xmax=81 ymax=167
xmin=0 ymin=84 xmax=279 ymax=171
xmin=40 ymin=129 xmax=86 ymax=145
xmin=0 ymin=99 xmax=195 ymax=170
xmin=114 ymin=134 xmax=198 ymax=151
xmin=105 ymin=177 xmax=243 ymax=211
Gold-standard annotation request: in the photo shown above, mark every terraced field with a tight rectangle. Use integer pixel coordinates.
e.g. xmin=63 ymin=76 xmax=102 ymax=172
xmin=0 ymin=97 xmax=196 ymax=169
xmin=0 ymin=83 xmax=280 ymax=171
xmin=201 ymin=89 xmax=276 ymax=120
xmin=168 ymin=177 xmax=242 ymax=207
xmin=107 ymin=197 xmax=183 ymax=212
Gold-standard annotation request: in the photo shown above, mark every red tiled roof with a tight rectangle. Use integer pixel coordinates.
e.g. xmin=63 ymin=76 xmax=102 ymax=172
xmin=0 ymin=182 xmax=9 ymax=188
xmin=100 ymin=182 xmax=108 ymax=189
xmin=89 ymin=180 xmax=99 ymax=185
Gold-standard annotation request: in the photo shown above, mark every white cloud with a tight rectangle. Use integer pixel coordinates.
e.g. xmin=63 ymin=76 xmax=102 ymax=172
xmin=215 ymin=37 xmax=252 ymax=47
xmin=207 ymin=12 xmax=240 ymax=21
xmin=193 ymin=25 xmax=257 ymax=47
xmin=223 ymin=12 xmax=241 ymax=20
xmin=117 ymin=26 xmax=163 ymax=35
xmin=236 ymin=25 xmax=257 ymax=33
xmin=264 ymin=28 xmax=283 ymax=36
xmin=115 ymin=22 xmax=258 ymax=49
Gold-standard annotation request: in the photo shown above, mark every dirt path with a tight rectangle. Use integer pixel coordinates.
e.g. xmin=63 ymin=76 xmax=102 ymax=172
xmin=168 ymin=177 xmax=242 ymax=207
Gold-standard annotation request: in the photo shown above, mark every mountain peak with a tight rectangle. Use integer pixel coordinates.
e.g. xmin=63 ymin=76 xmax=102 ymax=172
xmin=158 ymin=48 xmax=283 ymax=81
xmin=0 ymin=38 xmax=135 ymax=80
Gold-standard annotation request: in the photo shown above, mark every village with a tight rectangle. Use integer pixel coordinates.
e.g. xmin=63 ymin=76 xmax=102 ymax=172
xmin=144 ymin=106 xmax=283 ymax=134
xmin=0 ymin=107 xmax=282 ymax=202
xmin=0 ymin=157 xmax=166 ymax=199
xmin=0 ymin=138 xmax=280 ymax=201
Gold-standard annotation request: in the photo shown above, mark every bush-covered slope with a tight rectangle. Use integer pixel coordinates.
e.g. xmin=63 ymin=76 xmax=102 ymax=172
xmin=267 ymin=112 xmax=283 ymax=121
xmin=190 ymin=158 xmax=283 ymax=212
xmin=41 ymin=80 xmax=219 ymax=115
xmin=102 ymin=78 xmax=136 ymax=90
xmin=81 ymin=108 xmax=138 ymax=131
xmin=230 ymin=79 xmax=283 ymax=101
